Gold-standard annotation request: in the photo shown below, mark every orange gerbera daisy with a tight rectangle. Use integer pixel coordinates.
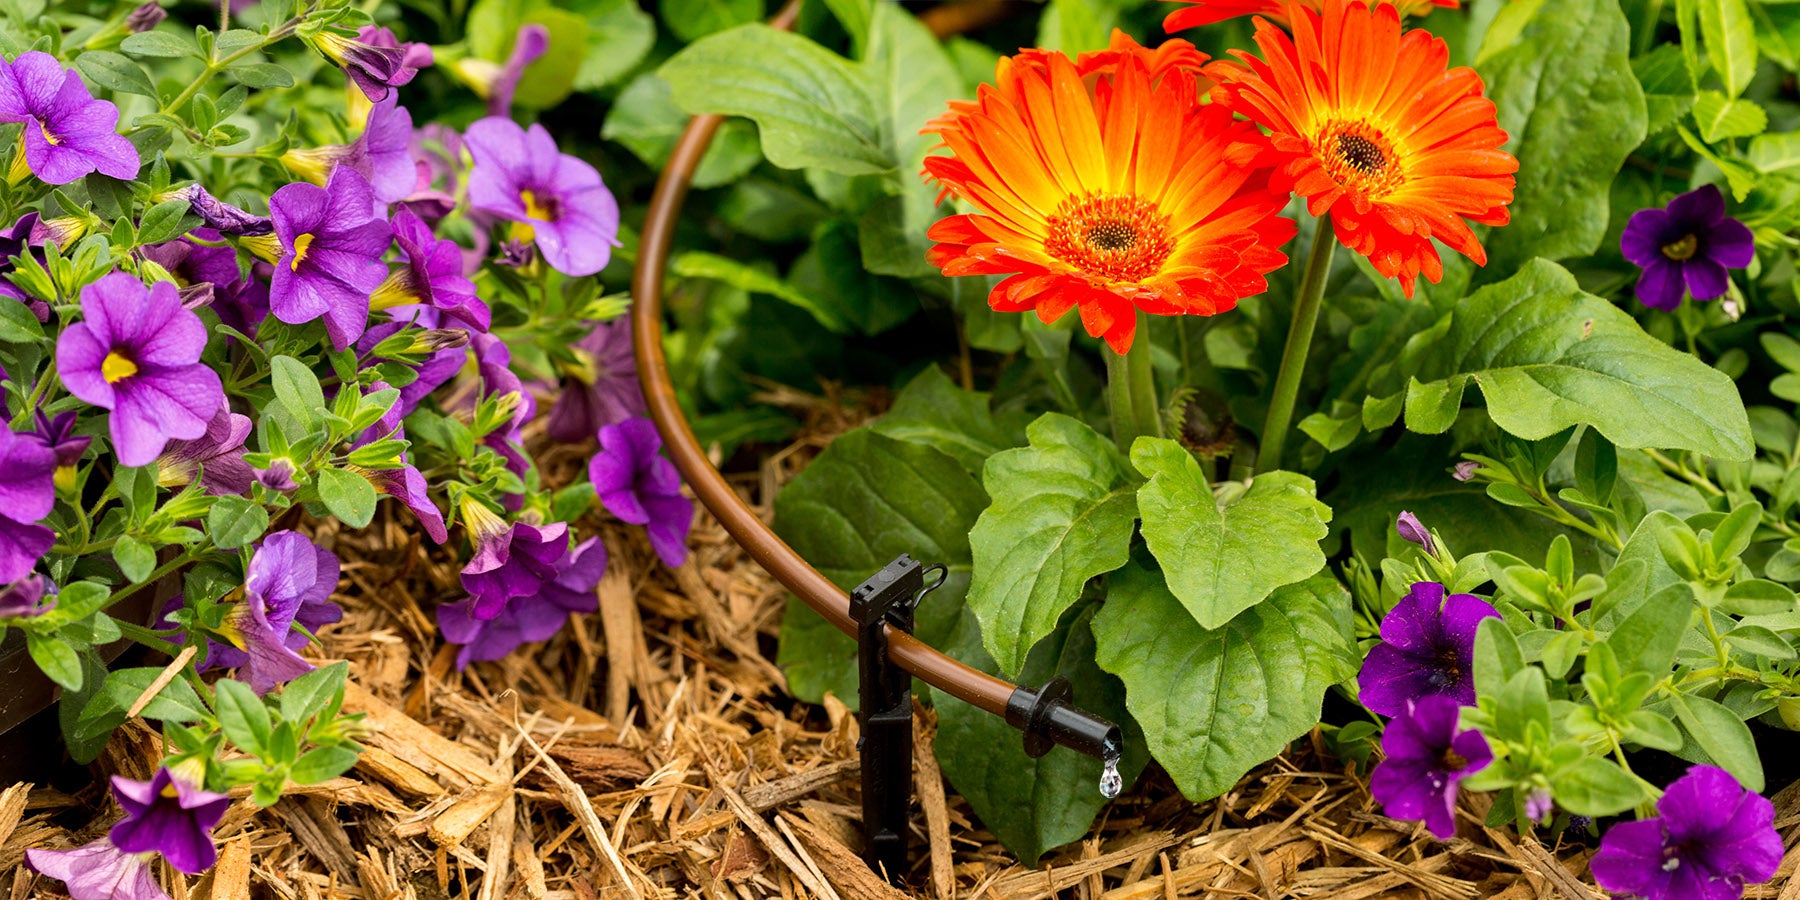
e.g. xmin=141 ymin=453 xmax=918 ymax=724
xmin=921 ymin=32 xmax=1297 ymax=354
xmin=1163 ymin=0 xmax=1456 ymax=32
xmin=1205 ymin=0 xmax=1515 ymax=295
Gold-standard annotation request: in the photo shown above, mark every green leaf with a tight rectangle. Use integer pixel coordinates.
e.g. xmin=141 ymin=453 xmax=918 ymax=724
xmin=62 ymin=651 xmax=118 ymax=763
xmin=786 ymin=220 xmax=919 ymax=334
xmin=602 ymin=75 xmax=760 ymax=190
xmin=1672 ymin=693 xmax=1764 ymax=791
xmin=660 ymin=25 xmax=890 ymax=176
xmin=859 ymin=3 xmax=963 ymax=279
xmin=1702 ymin=0 xmax=1758 ymax=98
xmin=772 ymin=428 xmax=988 ymax=706
xmin=1603 ymin=583 xmax=1693 ymax=675
xmin=1092 ymin=564 xmax=1358 ymax=800
xmin=660 ymin=0 xmax=760 ymax=42
xmin=508 ymin=9 xmax=590 ymax=109
xmin=102 ymin=667 xmax=208 ymax=722
xmin=75 ymin=51 xmax=157 ymax=98
xmin=1036 ymin=0 xmax=1116 ymax=54
xmin=207 ymin=495 xmax=269 ymax=550
xmin=1406 ymin=261 xmax=1752 ymax=460
xmin=931 ymin=603 xmax=1145 ymax=865
xmin=0 ymin=293 xmax=45 ymax=342
xmin=1724 ymin=623 xmax=1797 ymax=659
xmin=26 ymin=630 xmax=84 ymax=690
xmin=280 ymin=661 xmax=348 ymax=723
xmin=820 ymin=0 xmax=873 ymax=53
xmin=967 ymin=414 xmax=1138 ymax=676
xmin=289 ymin=745 xmax=359 ymax=784
xmin=869 ymin=366 xmax=1028 ymax=474
xmin=1475 ymin=0 xmax=1646 ymax=280
xmin=225 ymin=63 xmax=293 ymax=89
xmin=1692 ymin=90 xmax=1768 ymax=142
xmin=270 ymin=355 xmax=324 ymax=430
xmin=673 ymin=251 xmax=846 ymax=332
xmin=316 ymin=468 xmax=377 ymax=529
xmin=569 ymin=0 xmax=656 ymax=91
xmin=120 ymin=29 xmax=199 ymax=58
xmin=1552 ymin=757 xmax=1649 ymax=816
xmin=135 ymin=198 xmax=195 ymax=246
xmin=1132 ymin=439 xmax=1330 ymax=628
xmin=1635 ymin=43 xmax=1696 ymax=134
xmin=214 ymin=677 xmax=273 ymax=756
xmin=113 ymin=535 xmax=155 ymax=584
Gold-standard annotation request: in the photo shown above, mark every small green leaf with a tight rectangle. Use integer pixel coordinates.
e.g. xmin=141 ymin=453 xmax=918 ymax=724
xmin=0 ymin=294 xmax=45 ymax=342
xmin=1132 ymin=438 xmax=1330 ymax=629
xmin=1723 ymin=623 xmax=1797 ymax=659
xmin=1622 ymin=709 xmax=1683 ymax=751
xmin=208 ymin=495 xmax=270 ymax=550
xmin=672 ymin=251 xmax=845 ymax=332
xmin=26 ymin=631 xmax=84 ymax=690
xmin=226 ymin=62 xmax=294 ymax=88
xmin=75 ymin=51 xmax=157 ymax=98
xmin=135 ymin=198 xmax=195 ymax=246
xmin=967 ymin=414 xmax=1137 ymax=675
xmin=102 ymin=667 xmax=208 ymax=722
xmin=1692 ymin=90 xmax=1767 ymax=142
xmin=869 ymin=366 xmax=1028 ymax=474
xmin=1603 ymin=583 xmax=1693 ymax=675
xmin=1719 ymin=579 xmax=1797 ymax=616
xmin=1701 ymin=0 xmax=1758 ymax=98
xmin=280 ymin=661 xmax=348 ymax=723
xmin=270 ymin=356 xmax=324 ymax=430
xmin=113 ymin=535 xmax=156 ymax=584
xmin=214 ymin=677 xmax=273 ymax=756
xmin=289 ymin=745 xmax=359 ymax=784
xmin=1552 ymin=757 xmax=1649 ymax=816
xmin=316 ymin=468 xmax=377 ymax=529
xmin=120 ymin=30 xmax=199 ymax=58
xmin=1672 ymin=693 xmax=1764 ymax=791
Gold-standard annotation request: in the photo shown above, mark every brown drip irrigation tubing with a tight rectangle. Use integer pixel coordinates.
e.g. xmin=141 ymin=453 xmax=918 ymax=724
xmin=630 ymin=1 xmax=1017 ymax=719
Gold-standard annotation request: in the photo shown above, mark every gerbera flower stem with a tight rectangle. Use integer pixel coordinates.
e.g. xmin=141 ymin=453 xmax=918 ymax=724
xmin=1256 ymin=218 xmax=1336 ymax=473
xmin=1104 ymin=309 xmax=1164 ymax=451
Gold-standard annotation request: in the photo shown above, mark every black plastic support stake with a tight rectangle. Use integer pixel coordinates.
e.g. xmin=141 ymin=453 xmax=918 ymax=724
xmin=849 ymin=553 xmax=944 ymax=884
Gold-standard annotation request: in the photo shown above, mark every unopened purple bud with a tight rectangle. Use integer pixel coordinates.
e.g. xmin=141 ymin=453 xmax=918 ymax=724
xmin=1523 ymin=787 xmax=1552 ymax=822
xmin=0 ymin=574 xmax=54 ymax=618
xmin=496 ymin=238 xmax=535 ymax=268
xmin=255 ymin=458 xmax=299 ymax=492
xmin=170 ymin=184 xmax=272 ymax=236
xmin=125 ymin=2 xmax=167 ymax=32
xmin=1451 ymin=461 xmax=1480 ymax=482
xmin=1396 ymin=511 xmax=1433 ymax=553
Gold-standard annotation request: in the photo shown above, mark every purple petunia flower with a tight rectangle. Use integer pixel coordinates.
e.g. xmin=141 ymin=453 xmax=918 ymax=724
xmin=264 ymin=166 xmax=392 ymax=350
xmin=56 ymin=273 xmax=224 ymax=468
xmin=215 ymin=264 xmax=271 ymax=338
xmin=464 ymin=116 xmax=620 ymax=277
xmin=589 ymin=418 xmax=693 ymax=569
xmin=1369 ymin=695 xmax=1491 ymax=840
xmin=349 ymin=381 xmax=448 ymax=543
xmin=0 ymin=51 xmax=140 ymax=185
xmin=108 ymin=768 xmax=229 ymax=874
xmin=1358 ymin=581 xmax=1500 ymax=717
xmin=401 ymin=123 xmax=464 ymax=222
xmin=210 ymin=530 xmax=341 ymax=694
xmin=155 ymin=408 xmax=253 ymax=496
xmin=1395 ymin=510 xmax=1433 ymax=554
xmin=26 ymin=838 xmax=171 ymax=900
xmin=547 ymin=317 xmax=642 ymax=443
xmin=0 ymin=422 xmax=55 ymax=521
xmin=140 ymin=228 xmax=243 ymax=311
xmin=32 ymin=409 xmax=93 ymax=489
xmin=439 ymin=536 xmax=604 ymax=668
xmin=1591 ymin=765 xmax=1782 ymax=900
xmin=169 ymin=183 xmax=273 ymax=236
xmin=371 ymin=207 xmax=487 ymax=330
xmin=458 ymin=501 xmax=568 ymax=619
xmin=485 ymin=24 xmax=549 ymax=118
xmin=1621 ymin=185 xmax=1755 ymax=312
xmin=281 ymin=94 xmax=415 ymax=207
xmin=0 ymin=573 xmax=53 ymax=618
xmin=310 ymin=26 xmax=430 ymax=102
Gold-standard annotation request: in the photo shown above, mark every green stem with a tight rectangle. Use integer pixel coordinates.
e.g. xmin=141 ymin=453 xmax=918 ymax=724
xmin=1256 ymin=218 xmax=1336 ymax=474
xmin=1104 ymin=310 xmax=1161 ymax=452
xmin=106 ymin=545 xmax=207 ymax=611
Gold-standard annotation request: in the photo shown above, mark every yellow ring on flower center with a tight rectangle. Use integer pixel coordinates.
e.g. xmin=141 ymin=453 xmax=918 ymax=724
xmin=1661 ymin=233 xmax=1699 ymax=261
xmin=290 ymin=233 xmax=316 ymax=271
xmin=101 ymin=350 xmax=138 ymax=384
xmin=1043 ymin=192 xmax=1174 ymax=284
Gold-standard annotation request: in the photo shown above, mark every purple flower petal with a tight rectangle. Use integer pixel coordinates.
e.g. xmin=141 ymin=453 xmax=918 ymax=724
xmin=1635 ymin=258 xmax=1686 ymax=311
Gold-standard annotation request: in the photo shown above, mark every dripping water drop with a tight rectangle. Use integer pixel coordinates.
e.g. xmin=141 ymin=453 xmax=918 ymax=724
xmin=1098 ymin=757 xmax=1122 ymax=799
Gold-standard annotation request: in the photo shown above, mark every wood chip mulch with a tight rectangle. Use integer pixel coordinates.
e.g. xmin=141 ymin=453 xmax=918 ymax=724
xmin=4 ymin=382 xmax=1800 ymax=899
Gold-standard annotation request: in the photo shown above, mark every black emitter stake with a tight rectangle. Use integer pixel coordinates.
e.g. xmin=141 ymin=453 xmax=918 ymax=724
xmin=850 ymin=554 xmax=1128 ymax=886
xmin=849 ymin=553 xmax=943 ymax=882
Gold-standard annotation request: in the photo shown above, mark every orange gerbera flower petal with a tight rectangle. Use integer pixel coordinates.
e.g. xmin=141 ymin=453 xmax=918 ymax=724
xmin=1162 ymin=0 xmax=1456 ymax=32
xmin=1206 ymin=0 xmax=1516 ymax=296
xmin=922 ymin=31 xmax=1297 ymax=355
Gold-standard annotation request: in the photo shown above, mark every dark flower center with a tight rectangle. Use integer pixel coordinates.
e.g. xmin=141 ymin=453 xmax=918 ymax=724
xmin=1662 ymin=233 xmax=1699 ymax=261
xmin=1440 ymin=748 xmax=1468 ymax=771
xmin=1337 ymin=133 xmax=1386 ymax=174
xmin=1086 ymin=220 xmax=1138 ymax=252
xmin=1044 ymin=192 xmax=1174 ymax=283
xmin=36 ymin=119 xmax=61 ymax=146
xmin=521 ymin=189 xmax=561 ymax=223
xmin=1425 ymin=647 xmax=1463 ymax=690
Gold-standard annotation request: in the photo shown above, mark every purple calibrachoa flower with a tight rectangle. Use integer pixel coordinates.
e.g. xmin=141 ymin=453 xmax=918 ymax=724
xmin=371 ymin=207 xmax=487 ymax=330
xmin=140 ymin=229 xmax=242 ymax=309
xmin=211 ymin=530 xmax=342 ymax=693
xmin=281 ymin=95 xmax=415 ymax=206
xmin=261 ymin=166 xmax=392 ymax=349
xmin=472 ymin=333 xmax=534 ymax=495
xmin=547 ymin=317 xmax=642 ymax=443
xmin=309 ymin=26 xmax=430 ymax=102
xmin=0 ymin=51 xmax=140 ymax=185
xmin=57 ymin=273 xmax=224 ymax=468
xmin=459 ymin=500 xmax=568 ymax=619
xmin=1591 ymin=765 xmax=1782 ymax=900
xmin=0 ymin=573 xmax=52 ymax=618
xmin=0 ymin=418 xmax=58 ymax=583
xmin=439 ymin=536 xmax=604 ymax=668
xmin=402 ymin=123 xmax=465 ymax=222
xmin=26 ymin=838 xmax=171 ymax=900
xmin=156 ymin=408 xmax=253 ymax=496
xmin=1369 ymin=695 xmax=1491 ymax=840
xmin=1621 ymin=185 xmax=1755 ymax=312
xmin=1358 ymin=581 xmax=1500 ymax=717
xmin=485 ymin=24 xmax=549 ymax=118
xmin=589 ymin=418 xmax=693 ymax=569
xmin=0 ymin=213 xmax=47 ymax=319
xmin=1395 ymin=510 xmax=1433 ymax=553
xmin=30 ymin=410 xmax=89 ymax=492
xmin=465 ymin=116 xmax=620 ymax=277
xmin=108 ymin=768 xmax=229 ymax=874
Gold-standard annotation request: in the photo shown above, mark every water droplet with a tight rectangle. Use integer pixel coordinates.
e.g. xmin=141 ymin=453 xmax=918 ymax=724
xmin=1098 ymin=757 xmax=1122 ymax=799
